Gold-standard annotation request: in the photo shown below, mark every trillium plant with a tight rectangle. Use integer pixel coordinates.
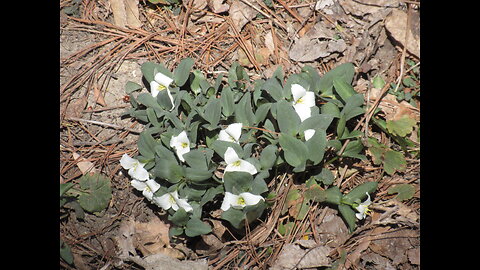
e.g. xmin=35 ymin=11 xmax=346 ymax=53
xmin=121 ymin=58 xmax=379 ymax=236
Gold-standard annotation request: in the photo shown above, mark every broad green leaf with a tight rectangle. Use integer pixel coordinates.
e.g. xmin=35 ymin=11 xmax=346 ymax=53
xmin=156 ymin=88 xmax=174 ymax=110
xmin=60 ymin=183 xmax=74 ymax=197
xmin=184 ymin=167 xmax=213 ymax=182
xmin=387 ymin=184 xmax=415 ymax=201
xmin=203 ymin=98 xmax=222 ymax=127
xmin=299 ymin=114 xmax=334 ymax=133
xmin=338 ymin=204 xmax=357 ymax=233
xmin=185 ymin=218 xmax=212 ymax=237
xmin=154 ymin=159 xmax=184 ymax=183
xmin=386 ymin=115 xmax=417 ymax=137
xmin=314 ymin=168 xmax=334 ymax=186
xmin=342 ymin=93 xmax=365 ymax=121
xmin=182 ymin=149 xmax=208 ymax=170
xmin=78 ymin=173 xmax=112 ymax=213
xmin=60 ymin=240 xmax=74 ymax=265
xmin=200 ymin=185 xmax=224 ymax=206
xmin=336 ymin=114 xmax=346 ymax=138
xmin=141 ymin=61 xmax=171 ymax=83
xmin=251 ymin=174 xmax=269 ymax=194
xmin=210 ymin=140 xmax=244 ymax=159
xmin=234 ymin=93 xmax=255 ymax=126
xmin=304 ymin=184 xmax=326 ymax=202
xmin=138 ymin=131 xmax=157 ymax=159
xmin=301 ymin=65 xmax=322 ymax=94
xmin=342 ymin=182 xmax=378 ymax=205
xmin=221 ymin=208 xmax=245 ymax=229
xmin=325 ymin=186 xmax=342 ymax=205
xmin=259 ymin=144 xmax=278 ymax=170
xmin=223 ymin=171 xmax=253 ymax=194
xmin=168 ymin=208 xmax=189 ymax=226
xmin=244 ymin=200 xmax=267 ymax=223
xmin=278 ymin=133 xmax=307 ymax=168
xmin=321 ymin=102 xmax=341 ymax=118
xmin=174 ymin=57 xmax=194 ymax=87
xmin=333 ymin=77 xmax=357 ymax=102
xmin=125 ymin=81 xmax=143 ymax=94
xmin=372 ymin=75 xmax=386 ymax=89
xmin=261 ymin=77 xmax=284 ymax=101
xmin=304 ymin=129 xmax=326 ymax=165
xmin=254 ymin=102 xmax=271 ymax=124
xmin=383 ymin=150 xmax=407 ymax=175
xmin=318 ymin=62 xmax=355 ymax=95
xmin=220 ymin=86 xmax=235 ymax=117
xmin=137 ymin=93 xmax=163 ymax=115
xmin=276 ymin=100 xmax=300 ymax=136
xmin=341 ymin=139 xmax=366 ymax=160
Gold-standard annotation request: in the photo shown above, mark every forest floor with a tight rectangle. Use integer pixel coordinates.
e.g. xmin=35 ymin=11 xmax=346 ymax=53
xmin=60 ymin=0 xmax=420 ymax=269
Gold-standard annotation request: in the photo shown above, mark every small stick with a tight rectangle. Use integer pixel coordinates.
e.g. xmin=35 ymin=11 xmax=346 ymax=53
xmin=66 ymin=117 xmax=141 ymax=133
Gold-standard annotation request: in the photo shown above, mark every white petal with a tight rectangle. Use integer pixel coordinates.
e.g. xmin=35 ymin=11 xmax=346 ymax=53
xmin=304 ymin=129 xmax=315 ymax=141
xmin=166 ymin=89 xmax=175 ymax=111
xmin=225 ymin=123 xmax=242 ymax=142
xmin=356 ymin=212 xmax=365 ymax=220
xmin=239 ymin=192 xmax=264 ymax=206
xmin=293 ymin=103 xmax=312 ymax=122
xmin=129 ymin=165 xmax=149 ymax=181
xmin=175 ymin=197 xmax=193 ymax=212
xmin=146 ymin=179 xmax=161 ymax=193
xmin=221 ymin=192 xmax=238 ymax=211
xmin=224 ymin=147 xmax=240 ymax=165
xmin=291 ymin=84 xmax=307 ymax=103
xmin=131 ymin=180 xmax=147 ymax=191
xmin=302 ymin=91 xmax=316 ymax=108
xmin=150 ymin=81 xmax=160 ymax=97
xmin=218 ymin=130 xmax=235 ymax=143
xmin=170 ymin=131 xmax=190 ymax=162
xmin=153 ymin=193 xmax=173 ymax=210
xmin=120 ymin=154 xmax=136 ymax=169
xmin=154 ymin=72 xmax=174 ymax=88
xmin=229 ymin=160 xmax=258 ymax=175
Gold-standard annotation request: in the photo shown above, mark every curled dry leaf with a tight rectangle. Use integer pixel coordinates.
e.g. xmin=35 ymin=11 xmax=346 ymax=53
xmin=208 ymin=0 xmax=229 ymax=13
xmin=369 ymin=87 xmax=419 ymax=122
xmin=229 ymin=0 xmax=259 ymax=30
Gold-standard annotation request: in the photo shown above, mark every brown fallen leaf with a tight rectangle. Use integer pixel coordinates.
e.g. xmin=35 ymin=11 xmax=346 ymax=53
xmin=72 ymin=152 xmax=97 ymax=175
xmin=369 ymin=87 xmax=419 ymax=122
xmin=385 ymin=9 xmax=420 ymax=58
xmin=229 ymin=0 xmax=259 ymax=30
xmin=110 ymin=0 xmax=142 ymax=28
xmin=64 ymin=96 xmax=87 ymax=119
xmin=127 ymin=253 xmax=208 ymax=270
xmin=133 ymin=216 xmax=183 ymax=258
xmin=93 ymin=82 xmax=107 ymax=107
xmin=208 ymin=0 xmax=229 ymax=13
xmin=271 ymin=243 xmax=331 ymax=270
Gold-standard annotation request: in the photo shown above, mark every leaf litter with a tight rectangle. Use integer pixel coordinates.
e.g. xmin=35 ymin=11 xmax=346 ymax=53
xmin=60 ymin=0 xmax=420 ymax=269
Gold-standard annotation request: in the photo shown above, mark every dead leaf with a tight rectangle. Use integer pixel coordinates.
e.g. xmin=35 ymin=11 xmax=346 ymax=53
xmin=339 ymin=0 xmax=398 ymax=17
xmin=127 ymin=253 xmax=208 ymax=270
xmin=134 ymin=216 xmax=176 ymax=257
xmin=115 ymin=216 xmax=137 ymax=258
xmin=369 ymin=88 xmax=419 ymax=122
xmin=229 ymin=0 xmax=259 ymax=30
xmin=93 ymin=83 xmax=107 ymax=107
xmin=255 ymin=47 xmax=271 ymax=66
xmin=110 ymin=0 xmax=127 ymax=28
xmin=385 ymin=9 xmax=420 ymax=58
xmin=407 ymin=247 xmax=420 ymax=265
xmin=271 ymin=243 xmax=331 ymax=270
xmin=72 ymin=152 xmax=97 ymax=175
xmin=315 ymin=208 xmax=349 ymax=248
xmin=65 ymin=96 xmax=87 ymax=119
xmin=125 ymin=0 xmax=142 ymax=28
xmin=196 ymin=234 xmax=224 ymax=255
xmin=345 ymin=226 xmax=389 ymax=269
xmin=110 ymin=0 xmax=142 ymax=28
xmin=208 ymin=0 xmax=229 ymax=13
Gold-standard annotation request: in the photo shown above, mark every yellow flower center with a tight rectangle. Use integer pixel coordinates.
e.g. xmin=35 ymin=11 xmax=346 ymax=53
xmin=232 ymin=160 xmax=241 ymax=167
xmin=157 ymin=84 xmax=167 ymax=91
xmin=296 ymin=97 xmax=304 ymax=104
xmin=181 ymin=142 xmax=188 ymax=148
xmin=237 ymin=197 xmax=246 ymax=205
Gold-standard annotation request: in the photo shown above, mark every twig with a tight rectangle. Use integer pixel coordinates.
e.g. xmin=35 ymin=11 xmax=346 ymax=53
xmin=65 ymin=117 xmax=141 ymax=133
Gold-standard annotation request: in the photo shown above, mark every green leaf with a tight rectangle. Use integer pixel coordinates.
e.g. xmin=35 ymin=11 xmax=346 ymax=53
xmin=325 ymin=186 xmax=342 ymax=205
xmin=210 ymin=140 xmax=244 ymax=160
xmin=314 ymin=168 xmax=334 ymax=186
xmin=221 ymin=208 xmax=245 ymax=229
xmin=154 ymin=159 xmax=184 ymax=183
xmin=276 ymin=100 xmax=301 ymax=136
xmin=182 ymin=149 xmax=208 ymax=170
xmin=137 ymin=93 xmax=163 ymax=115
xmin=223 ymin=171 xmax=253 ymax=194
xmin=235 ymin=93 xmax=255 ymax=126
xmin=341 ymin=139 xmax=366 ymax=160
xmin=299 ymin=114 xmax=334 ymax=133
xmin=259 ymin=144 xmax=278 ymax=170
xmin=60 ymin=239 xmax=74 ymax=265
xmin=372 ymin=75 xmax=386 ymax=89
xmin=185 ymin=217 xmax=212 ymax=237
xmin=342 ymin=182 xmax=378 ymax=205
xmin=77 ymin=173 xmax=112 ymax=213
xmin=125 ymin=81 xmax=143 ymax=94
xmin=168 ymin=208 xmax=189 ymax=227
xmin=190 ymin=70 xmax=206 ymax=95
xmin=383 ymin=150 xmax=407 ymax=175
xmin=336 ymin=114 xmax=346 ymax=138
xmin=220 ymin=86 xmax=235 ymax=117
xmin=338 ymin=204 xmax=357 ymax=233
xmin=387 ymin=184 xmax=415 ymax=201
xmin=261 ymin=77 xmax=284 ymax=101
xmin=141 ymin=62 xmax=171 ymax=83
xmin=138 ymin=131 xmax=157 ymax=159
xmin=342 ymin=93 xmax=365 ymax=121
xmin=184 ymin=167 xmax=213 ymax=182
xmin=386 ymin=115 xmax=417 ymax=137
xmin=304 ymin=184 xmax=326 ymax=202
xmin=254 ymin=102 xmax=271 ymax=124
xmin=60 ymin=182 xmax=74 ymax=197
xmin=278 ymin=133 xmax=308 ymax=169
xmin=318 ymin=62 xmax=355 ymax=95
xmin=304 ymin=129 xmax=326 ymax=165
xmin=333 ymin=77 xmax=357 ymax=102
xmin=203 ymin=98 xmax=222 ymax=127
xmin=321 ymin=102 xmax=341 ymax=118
xmin=174 ymin=58 xmax=194 ymax=87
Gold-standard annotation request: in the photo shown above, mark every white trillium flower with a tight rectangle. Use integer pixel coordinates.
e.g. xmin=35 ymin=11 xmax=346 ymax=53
xmin=153 ymin=190 xmax=193 ymax=212
xmin=170 ymin=131 xmax=190 ymax=162
xmin=218 ymin=123 xmax=243 ymax=144
xmin=150 ymin=72 xmax=174 ymax=110
xmin=131 ymin=179 xmax=161 ymax=201
xmin=221 ymin=192 xmax=264 ymax=211
xmin=120 ymin=154 xmax=149 ymax=181
xmin=291 ymin=84 xmax=315 ymax=122
xmin=224 ymin=147 xmax=258 ymax=175
xmin=354 ymin=192 xmax=372 ymax=220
